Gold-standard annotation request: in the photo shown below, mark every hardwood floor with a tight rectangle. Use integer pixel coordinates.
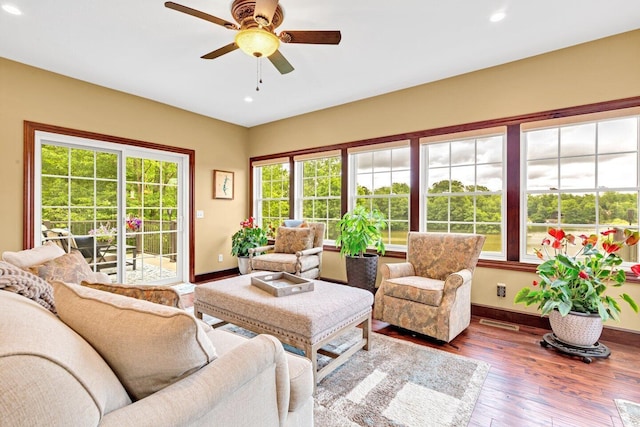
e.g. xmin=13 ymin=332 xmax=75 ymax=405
xmin=373 ymin=317 xmax=640 ymax=427
xmin=183 ymin=289 xmax=640 ymax=426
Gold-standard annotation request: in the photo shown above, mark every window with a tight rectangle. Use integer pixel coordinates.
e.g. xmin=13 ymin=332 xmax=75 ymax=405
xmin=250 ymin=98 xmax=640 ymax=268
xmin=295 ymin=153 xmax=341 ymax=241
xmin=36 ymin=131 xmax=188 ymax=285
xmin=40 ymin=144 xmax=119 ymax=271
xmin=253 ymin=160 xmax=290 ymax=232
xmin=125 ymin=156 xmax=180 ymax=280
xmin=522 ymin=113 xmax=640 ymax=262
xmin=421 ymin=130 xmax=505 ymax=258
xmin=349 ymin=142 xmax=410 ymax=248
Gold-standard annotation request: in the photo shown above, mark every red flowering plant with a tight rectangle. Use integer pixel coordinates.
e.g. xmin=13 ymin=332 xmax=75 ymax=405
xmin=515 ymin=227 xmax=640 ymax=321
xmin=231 ymin=217 xmax=268 ymax=258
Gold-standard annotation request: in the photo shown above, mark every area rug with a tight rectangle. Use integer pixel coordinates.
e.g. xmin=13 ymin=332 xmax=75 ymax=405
xmin=220 ymin=324 xmax=489 ymax=427
xmin=615 ymin=399 xmax=640 ymax=427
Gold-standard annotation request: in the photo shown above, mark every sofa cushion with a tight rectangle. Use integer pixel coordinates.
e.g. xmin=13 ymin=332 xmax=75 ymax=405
xmin=0 ymin=261 xmax=56 ymax=313
xmin=274 ymin=227 xmax=314 ymax=254
xmin=53 ymin=281 xmax=218 ymax=400
xmin=251 ymin=253 xmax=320 ymax=274
xmin=382 ymin=276 xmax=445 ymax=307
xmin=407 ymin=232 xmax=485 ymax=281
xmin=28 ymin=250 xmax=97 ymax=285
xmin=0 ymin=290 xmax=131 ymax=424
xmin=81 ymin=281 xmax=184 ymax=309
xmin=2 ymin=241 xmax=65 ymax=269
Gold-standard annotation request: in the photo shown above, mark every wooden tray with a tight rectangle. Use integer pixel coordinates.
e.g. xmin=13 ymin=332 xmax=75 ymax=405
xmin=251 ymin=272 xmax=314 ymax=297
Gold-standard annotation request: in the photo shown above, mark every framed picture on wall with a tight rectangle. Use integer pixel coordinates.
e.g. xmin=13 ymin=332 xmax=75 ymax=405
xmin=213 ymin=170 xmax=234 ymax=200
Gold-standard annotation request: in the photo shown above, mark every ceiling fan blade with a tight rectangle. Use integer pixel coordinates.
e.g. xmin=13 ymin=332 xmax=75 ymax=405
xmin=201 ymin=43 xmax=239 ymax=59
xmin=268 ymin=50 xmax=294 ymax=74
xmin=279 ymin=30 xmax=341 ymax=45
xmin=253 ymin=0 xmax=279 ymax=26
xmin=165 ymin=2 xmax=238 ymax=30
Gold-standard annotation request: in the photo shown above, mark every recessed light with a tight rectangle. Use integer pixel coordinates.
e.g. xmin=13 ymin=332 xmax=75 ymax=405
xmin=244 ymin=96 xmax=254 ymax=103
xmin=2 ymin=4 xmax=22 ymax=15
xmin=490 ymin=11 xmax=506 ymax=22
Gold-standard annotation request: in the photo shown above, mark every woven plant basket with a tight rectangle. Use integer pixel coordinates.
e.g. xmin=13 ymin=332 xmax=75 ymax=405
xmin=549 ymin=310 xmax=603 ymax=347
xmin=345 ymin=254 xmax=379 ymax=294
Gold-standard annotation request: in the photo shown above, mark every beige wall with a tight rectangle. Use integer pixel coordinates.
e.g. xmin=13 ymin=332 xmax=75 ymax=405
xmin=248 ymin=30 xmax=640 ymax=332
xmin=0 ymin=58 xmax=249 ymax=275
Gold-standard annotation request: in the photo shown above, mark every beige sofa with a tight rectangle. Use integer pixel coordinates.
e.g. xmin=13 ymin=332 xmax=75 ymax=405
xmin=0 ymin=247 xmax=314 ymax=427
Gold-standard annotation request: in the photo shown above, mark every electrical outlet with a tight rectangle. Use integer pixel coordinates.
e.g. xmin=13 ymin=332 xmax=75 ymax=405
xmin=497 ymin=283 xmax=506 ymax=298
xmin=218 ymin=254 xmax=223 ymax=262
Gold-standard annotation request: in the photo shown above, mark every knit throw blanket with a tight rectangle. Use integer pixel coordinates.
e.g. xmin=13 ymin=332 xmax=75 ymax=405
xmin=0 ymin=261 xmax=56 ymax=314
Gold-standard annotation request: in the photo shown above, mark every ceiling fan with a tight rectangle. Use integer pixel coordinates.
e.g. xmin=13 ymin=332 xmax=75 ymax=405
xmin=165 ymin=0 xmax=342 ymax=75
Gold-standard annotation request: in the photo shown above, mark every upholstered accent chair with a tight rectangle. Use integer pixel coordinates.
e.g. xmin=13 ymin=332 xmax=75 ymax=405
xmin=374 ymin=232 xmax=485 ymax=342
xmin=249 ymin=222 xmax=325 ymax=279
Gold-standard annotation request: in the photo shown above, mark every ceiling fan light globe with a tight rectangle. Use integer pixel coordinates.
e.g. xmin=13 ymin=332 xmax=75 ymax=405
xmin=235 ymin=28 xmax=280 ymax=58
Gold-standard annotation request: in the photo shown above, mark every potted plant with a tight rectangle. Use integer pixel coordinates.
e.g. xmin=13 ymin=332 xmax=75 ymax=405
xmin=231 ymin=217 xmax=268 ymax=274
xmin=89 ymin=223 xmax=117 ymax=244
xmin=335 ymin=205 xmax=387 ymax=293
xmin=515 ymin=227 xmax=640 ymax=346
xmin=231 ymin=216 xmax=267 ymax=274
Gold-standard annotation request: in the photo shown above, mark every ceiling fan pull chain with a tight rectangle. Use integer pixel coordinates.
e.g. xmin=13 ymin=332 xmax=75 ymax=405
xmin=256 ymin=57 xmax=260 ymax=91
xmin=255 ymin=57 xmax=265 ymax=91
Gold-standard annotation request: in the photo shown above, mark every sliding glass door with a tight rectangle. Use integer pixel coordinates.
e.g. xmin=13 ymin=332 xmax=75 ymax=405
xmin=36 ymin=131 xmax=188 ymax=285
xmin=125 ymin=154 xmax=182 ymax=283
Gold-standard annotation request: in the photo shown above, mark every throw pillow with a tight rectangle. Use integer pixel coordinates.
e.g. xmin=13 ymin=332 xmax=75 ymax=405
xmin=2 ymin=241 xmax=65 ymax=269
xmin=81 ymin=281 xmax=184 ymax=309
xmin=0 ymin=260 xmax=56 ymax=313
xmin=29 ymin=251 xmax=96 ymax=284
xmin=53 ymin=281 xmax=217 ymax=400
xmin=274 ymin=226 xmax=314 ymax=254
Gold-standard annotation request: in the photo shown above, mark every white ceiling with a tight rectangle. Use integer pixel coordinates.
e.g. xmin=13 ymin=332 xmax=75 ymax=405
xmin=1 ymin=1 xmax=640 ymax=127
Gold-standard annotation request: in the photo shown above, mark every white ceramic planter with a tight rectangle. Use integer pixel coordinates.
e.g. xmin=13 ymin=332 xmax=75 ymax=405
xmin=237 ymin=256 xmax=250 ymax=275
xmin=549 ymin=310 xmax=603 ymax=347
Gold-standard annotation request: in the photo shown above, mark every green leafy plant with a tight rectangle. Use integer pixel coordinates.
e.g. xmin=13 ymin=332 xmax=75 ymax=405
xmin=231 ymin=217 xmax=268 ymax=257
xmin=335 ymin=206 xmax=387 ymax=257
xmin=514 ymin=227 xmax=640 ymax=322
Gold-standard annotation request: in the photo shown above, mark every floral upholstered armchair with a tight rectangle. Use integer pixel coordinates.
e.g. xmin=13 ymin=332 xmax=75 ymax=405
xmin=374 ymin=232 xmax=485 ymax=342
xmin=249 ymin=222 xmax=325 ymax=279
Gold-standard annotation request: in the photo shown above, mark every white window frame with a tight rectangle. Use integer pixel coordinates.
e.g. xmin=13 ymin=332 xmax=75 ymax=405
xmin=420 ymin=129 xmax=507 ymax=260
xmin=348 ymin=141 xmax=411 ymax=251
xmin=294 ymin=152 xmax=341 ymax=243
xmin=520 ymin=110 xmax=640 ymax=263
xmin=252 ymin=159 xmax=290 ymax=230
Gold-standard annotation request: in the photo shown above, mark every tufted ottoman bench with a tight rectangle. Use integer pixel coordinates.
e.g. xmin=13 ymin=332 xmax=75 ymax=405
xmin=194 ymin=273 xmax=373 ymax=386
